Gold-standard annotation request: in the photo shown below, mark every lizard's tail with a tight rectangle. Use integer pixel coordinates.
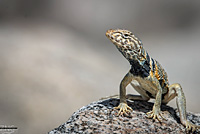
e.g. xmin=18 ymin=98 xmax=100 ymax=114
xmin=100 ymin=94 xmax=119 ymax=100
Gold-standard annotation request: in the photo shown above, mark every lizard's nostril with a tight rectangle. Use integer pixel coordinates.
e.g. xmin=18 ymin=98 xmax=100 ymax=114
xmin=106 ymin=29 xmax=111 ymax=33
xmin=106 ymin=29 xmax=113 ymax=38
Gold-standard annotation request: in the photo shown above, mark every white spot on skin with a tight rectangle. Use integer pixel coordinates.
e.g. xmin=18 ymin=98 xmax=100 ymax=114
xmin=116 ymin=36 xmax=121 ymax=42
xmin=122 ymin=39 xmax=126 ymax=43
xmin=131 ymin=80 xmax=140 ymax=87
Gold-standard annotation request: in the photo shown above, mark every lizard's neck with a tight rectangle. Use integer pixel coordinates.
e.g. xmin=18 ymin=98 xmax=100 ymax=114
xmin=128 ymin=50 xmax=151 ymax=78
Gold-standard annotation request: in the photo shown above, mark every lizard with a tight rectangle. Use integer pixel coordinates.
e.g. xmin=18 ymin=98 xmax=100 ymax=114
xmin=105 ymin=29 xmax=200 ymax=132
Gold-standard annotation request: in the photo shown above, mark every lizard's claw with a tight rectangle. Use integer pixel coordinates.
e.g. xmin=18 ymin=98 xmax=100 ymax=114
xmin=114 ymin=103 xmax=133 ymax=116
xmin=184 ymin=120 xmax=200 ymax=133
xmin=146 ymin=108 xmax=166 ymax=122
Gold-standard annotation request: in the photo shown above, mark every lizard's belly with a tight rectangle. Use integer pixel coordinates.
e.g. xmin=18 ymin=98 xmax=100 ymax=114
xmin=131 ymin=76 xmax=160 ymax=98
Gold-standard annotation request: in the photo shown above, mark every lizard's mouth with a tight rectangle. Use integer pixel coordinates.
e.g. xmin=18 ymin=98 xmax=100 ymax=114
xmin=105 ymin=29 xmax=113 ymax=39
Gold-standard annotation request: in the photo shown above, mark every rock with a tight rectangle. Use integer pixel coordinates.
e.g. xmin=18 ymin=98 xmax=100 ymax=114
xmin=48 ymin=98 xmax=200 ymax=134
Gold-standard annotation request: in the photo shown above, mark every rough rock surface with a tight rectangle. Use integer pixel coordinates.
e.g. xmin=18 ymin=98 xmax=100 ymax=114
xmin=49 ymin=98 xmax=200 ymax=134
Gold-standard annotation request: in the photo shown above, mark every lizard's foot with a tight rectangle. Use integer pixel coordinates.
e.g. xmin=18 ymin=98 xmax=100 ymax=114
xmin=146 ymin=108 xmax=166 ymax=122
xmin=114 ymin=102 xmax=133 ymax=116
xmin=184 ymin=120 xmax=200 ymax=133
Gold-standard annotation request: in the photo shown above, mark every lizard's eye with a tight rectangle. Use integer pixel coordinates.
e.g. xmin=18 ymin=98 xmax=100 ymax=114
xmin=123 ymin=33 xmax=129 ymax=38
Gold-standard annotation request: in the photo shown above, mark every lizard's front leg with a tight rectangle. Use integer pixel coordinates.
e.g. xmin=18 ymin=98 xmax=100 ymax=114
xmin=115 ymin=71 xmax=133 ymax=116
xmin=147 ymin=88 xmax=166 ymax=121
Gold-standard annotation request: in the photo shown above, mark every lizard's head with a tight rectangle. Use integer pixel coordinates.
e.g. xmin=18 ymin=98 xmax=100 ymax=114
xmin=106 ymin=29 xmax=144 ymax=61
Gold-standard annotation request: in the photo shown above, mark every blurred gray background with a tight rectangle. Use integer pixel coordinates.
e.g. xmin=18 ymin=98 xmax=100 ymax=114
xmin=0 ymin=0 xmax=200 ymax=134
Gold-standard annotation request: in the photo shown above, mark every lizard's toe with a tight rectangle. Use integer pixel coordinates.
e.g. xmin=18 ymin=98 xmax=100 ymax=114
xmin=184 ymin=120 xmax=200 ymax=133
xmin=146 ymin=111 xmax=154 ymax=118
xmin=146 ymin=110 xmax=166 ymax=122
xmin=115 ymin=103 xmax=132 ymax=116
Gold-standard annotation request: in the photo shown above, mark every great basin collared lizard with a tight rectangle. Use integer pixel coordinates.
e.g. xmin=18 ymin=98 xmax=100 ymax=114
xmin=105 ymin=29 xmax=200 ymax=132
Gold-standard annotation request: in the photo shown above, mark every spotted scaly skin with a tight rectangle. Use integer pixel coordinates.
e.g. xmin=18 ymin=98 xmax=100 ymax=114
xmin=106 ymin=29 xmax=200 ymax=132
